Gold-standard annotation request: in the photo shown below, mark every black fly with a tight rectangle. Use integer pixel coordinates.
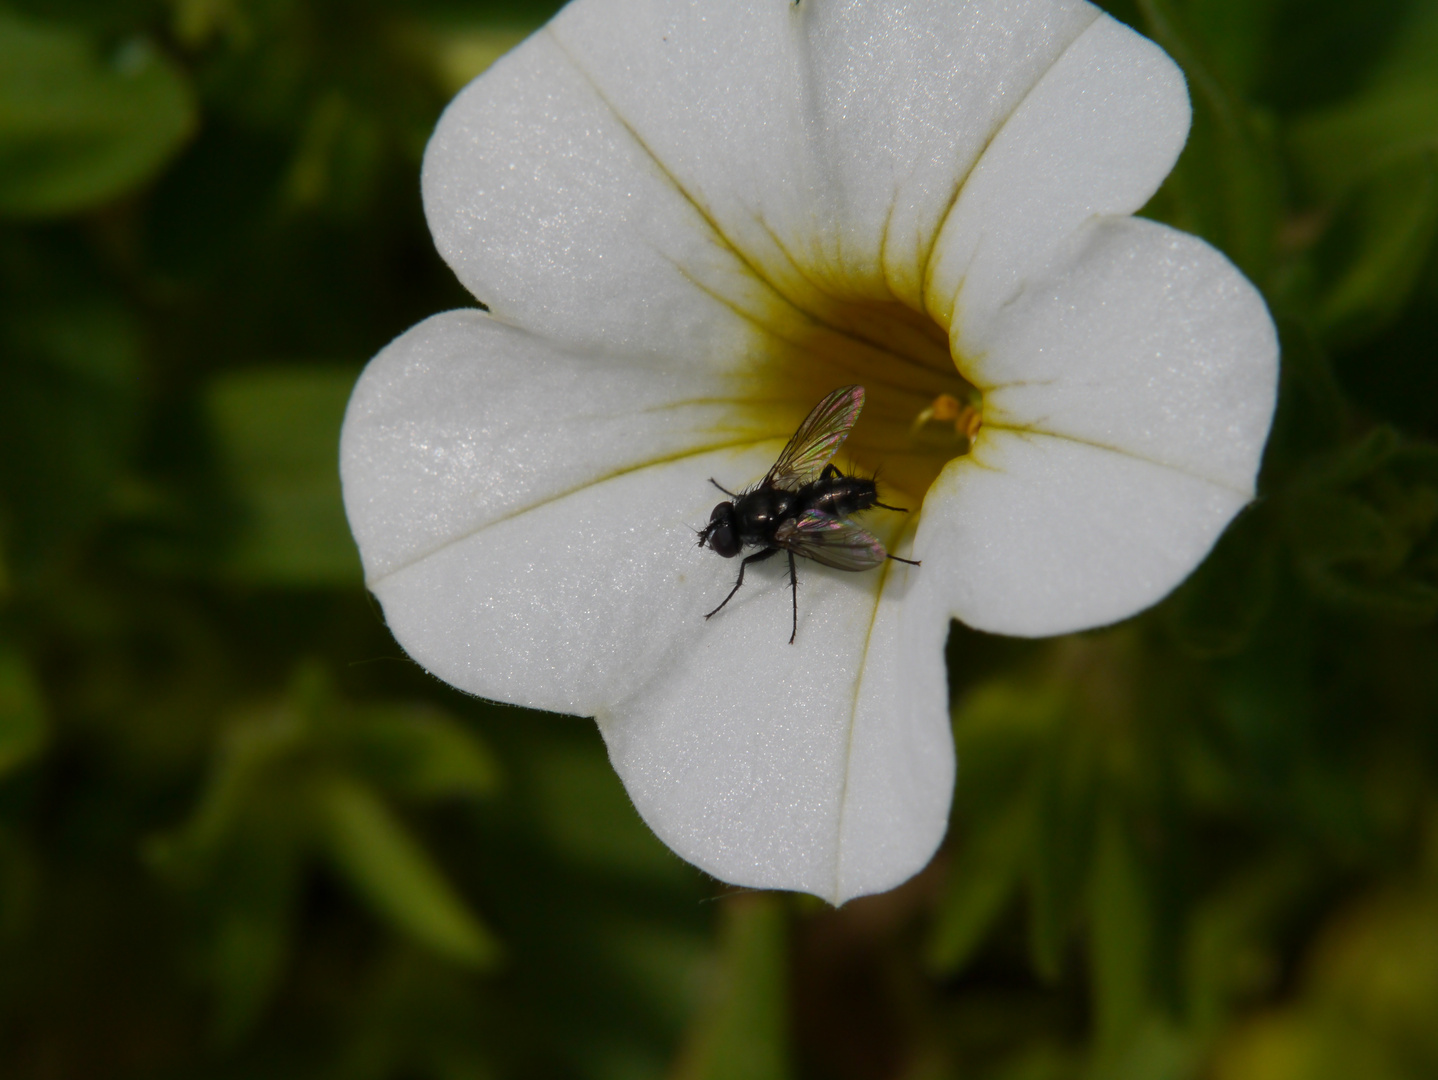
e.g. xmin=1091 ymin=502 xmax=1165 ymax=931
xmin=698 ymin=385 xmax=920 ymax=643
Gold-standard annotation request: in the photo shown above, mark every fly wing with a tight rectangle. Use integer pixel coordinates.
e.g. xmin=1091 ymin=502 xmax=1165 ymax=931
xmin=774 ymin=510 xmax=887 ymax=571
xmin=763 ymin=385 xmax=865 ymax=490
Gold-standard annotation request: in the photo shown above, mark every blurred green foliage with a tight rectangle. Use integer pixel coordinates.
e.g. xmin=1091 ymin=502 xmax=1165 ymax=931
xmin=0 ymin=0 xmax=1435 ymax=1078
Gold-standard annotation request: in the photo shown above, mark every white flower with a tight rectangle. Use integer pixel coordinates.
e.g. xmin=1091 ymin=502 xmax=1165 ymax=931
xmin=340 ymin=0 xmax=1277 ymax=903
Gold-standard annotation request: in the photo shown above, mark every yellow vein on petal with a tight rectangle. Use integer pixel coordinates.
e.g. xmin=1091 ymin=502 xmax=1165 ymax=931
xmin=367 ymin=436 xmax=776 ymax=587
xmin=627 ymin=394 xmax=932 ymax=422
xmin=747 ymin=213 xmax=949 ymax=380
xmin=630 ymin=395 xmax=812 ymax=415
xmin=663 ymin=255 xmax=952 ymax=400
xmin=981 ymin=423 xmax=1252 ymax=495
xmin=831 ymin=511 xmax=916 ymax=904
xmin=978 ymin=376 xmax=1061 ymax=393
xmin=544 ymin=28 xmax=952 ymax=385
xmin=877 ymin=181 xmax=900 ymax=300
xmin=961 ymin=450 xmax=1006 ymax=476
xmin=919 ymin=10 xmax=1102 ymax=313
xmin=543 ymin=33 xmax=799 ymax=328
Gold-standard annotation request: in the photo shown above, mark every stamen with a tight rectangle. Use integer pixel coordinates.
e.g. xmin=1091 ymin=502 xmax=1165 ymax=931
xmin=909 ymin=392 xmax=983 ymax=454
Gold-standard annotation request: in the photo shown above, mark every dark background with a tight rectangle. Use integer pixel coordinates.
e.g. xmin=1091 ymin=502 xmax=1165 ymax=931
xmin=2 ymin=0 xmax=1437 ymax=1077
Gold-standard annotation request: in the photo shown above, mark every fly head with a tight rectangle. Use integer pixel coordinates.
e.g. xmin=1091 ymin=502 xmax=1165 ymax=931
xmin=702 ymin=502 xmax=741 ymax=558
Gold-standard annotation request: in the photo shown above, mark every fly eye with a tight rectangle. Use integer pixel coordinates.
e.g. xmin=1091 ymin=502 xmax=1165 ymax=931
xmin=708 ymin=523 xmax=740 ymax=558
xmin=706 ymin=503 xmax=740 ymax=557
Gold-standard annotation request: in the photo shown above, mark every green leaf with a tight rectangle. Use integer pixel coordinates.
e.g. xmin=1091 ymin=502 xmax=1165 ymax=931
xmin=315 ymin=774 xmax=501 ymax=969
xmin=1184 ymin=856 xmax=1314 ymax=1031
xmin=1259 ymin=319 xmax=1347 ymax=485
xmin=1370 ymin=0 xmax=1438 ymax=91
xmin=1314 ymin=154 xmax=1438 ymax=344
xmin=350 ymin=707 xmax=502 ymax=801
xmin=0 ymin=646 xmax=46 ymax=778
xmin=1029 ymin=725 xmax=1099 ymax=984
xmin=1290 ymin=84 xmax=1438 ymax=202
xmin=1172 ymin=0 xmax=1280 ymax=96
xmin=927 ymin=797 xmax=1032 ymax=975
xmin=203 ymin=838 xmax=303 ymax=1045
xmin=282 ymin=91 xmax=385 ymax=217
xmin=418 ymin=24 xmax=535 ymax=96
xmin=527 ymin=730 xmax=684 ymax=882
xmin=149 ymin=671 xmax=509 ymax=1037
xmin=0 ymin=293 xmax=144 ymax=569
xmin=0 ymin=9 xmax=195 ymax=216
xmin=145 ymin=710 xmax=308 ymax=875
xmin=1138 ymin=0 xmax=1283 ymax=285
xmin=936 ymin=676 xmax=1064 ymax=975
xmin=672 ymin=894 xmax=791 ymax=1080
xmin=1297 ymin=425 xmax=1401 ymax=490
xmin=1164 ymin=505 xmax=1278 ymax=659
xmin=145 ymin=708 xmax=312 ymax=1043
xmin=1307 ymin=889 xmax=1438 ymax=1064
xmin=1091 ymin=1018 xmax=1200 ymax=1080
xmin=206 ymin=367 xmax=362 ymax=587
xmin=1288 ymin=0 xmax=1438 ymax=204
xmin=1088 ymin=809 xmax=1156 ymax=1051
xmin=1283 ymin=4 xmax=1438 ymax=349
xmin=1284 ymin=429 xmax=1438 ymax=620
xmin=948 ymin=669 xmax=1095 ymax=984
xmin=1289 ymin=492 xmax=1437 ymax=619
xmin=952 ymin=679 xmax=1067 ymax=808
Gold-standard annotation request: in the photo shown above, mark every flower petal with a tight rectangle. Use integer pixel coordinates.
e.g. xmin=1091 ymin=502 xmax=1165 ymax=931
xmin=421 ymin=29 xmax=770 ymax=362
xmin=359 ymin=436 xmax=767 ymax=716
xmin=546 ymin=0 xmax=1098 ymax=307
xmin=918 ymin=218 xmax=1277 ymax=637
xmin=926 ymin=14 xmax=1190 ymax=341
xmin=599 ymin=539 xmax=952 ymax=904
xmin=922 ymin=432 xmax=1249 ymax=637
xmin=978 ymin=217 xmax=1278 ymax=491
xmin=423 ymin=0 xmax=1115 ymax=350
xmin=340 ymin=310 xmax=751 ymax=583
xmin=338 ymin=309 xmax=806 ymax=715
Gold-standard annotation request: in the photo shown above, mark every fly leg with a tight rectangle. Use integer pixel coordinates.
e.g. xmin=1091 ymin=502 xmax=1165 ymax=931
xmin=705 ymin=547 xmax=778 ymax=621
xmin=788 ymin=550 xmax=799 ymax=644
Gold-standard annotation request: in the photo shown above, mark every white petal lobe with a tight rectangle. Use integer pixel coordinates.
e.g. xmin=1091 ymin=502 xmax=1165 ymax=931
xmin=340 ymin=311 xmax=750 ymax=581
xmin=551 ymin=0 xmax=1098 ymax=306
xmin=367 ymin=441 xmax=778 ymax=716
xmin=978 ymin=217 xmax=1279 ymax=492
xmin=927 ymin=14 xmax=1190 ymax=338
xmin=421 ymin=32 xmax=771 ymax=363
xmin=599 ymin=542 xmax=951 ymax=904
xmin=922 ymin=431 xmax=1251 ymax=637
xmin=424 ymin=0 xmax=1115 ymax=341
xmin=832 ymin=564 xmax=953 ymax=901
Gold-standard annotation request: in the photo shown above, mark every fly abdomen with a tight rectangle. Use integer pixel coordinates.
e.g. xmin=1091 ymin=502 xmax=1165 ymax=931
xmin=800 ymin=476 xmax=878 ymax=520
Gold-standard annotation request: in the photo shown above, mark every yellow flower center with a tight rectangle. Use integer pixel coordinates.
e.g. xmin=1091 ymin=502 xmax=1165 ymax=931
xmin=741 ymin=295 xmax=981 ymax=504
